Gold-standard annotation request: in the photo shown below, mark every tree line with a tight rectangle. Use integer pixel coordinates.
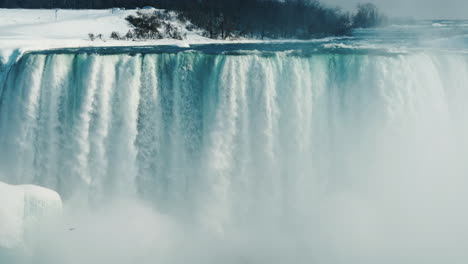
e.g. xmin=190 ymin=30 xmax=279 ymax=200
xmin=0 ymin=0 xmax=386 ymax=39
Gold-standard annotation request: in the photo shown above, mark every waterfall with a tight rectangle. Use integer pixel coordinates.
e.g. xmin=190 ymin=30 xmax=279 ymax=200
xmin=2 ymin=51 xmax=468 ymax=262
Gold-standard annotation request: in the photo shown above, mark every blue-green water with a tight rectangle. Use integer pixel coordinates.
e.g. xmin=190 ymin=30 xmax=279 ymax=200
xmin=23 ymin=20 xmax=468 ymax=56
xmin=1 ymin=23 xmax=468 ymax=263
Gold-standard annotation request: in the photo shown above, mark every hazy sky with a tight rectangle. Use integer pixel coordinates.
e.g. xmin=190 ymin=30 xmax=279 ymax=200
xmin=323 ymin=0 xmax=467 ymax=19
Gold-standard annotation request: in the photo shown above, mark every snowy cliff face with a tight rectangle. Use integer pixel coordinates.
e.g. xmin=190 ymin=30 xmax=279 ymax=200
xmin=0 ymin=182 xmax=62 ymax=249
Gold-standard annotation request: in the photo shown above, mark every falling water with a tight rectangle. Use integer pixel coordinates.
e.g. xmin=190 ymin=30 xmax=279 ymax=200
xmin=1 ymin=49 xmax=468 ymax=263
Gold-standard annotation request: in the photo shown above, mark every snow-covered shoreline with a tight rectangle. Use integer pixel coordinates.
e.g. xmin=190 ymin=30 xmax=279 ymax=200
xmin=0 ymin=8 xmax=198 ymax=63
xmin=0 ymin=8 xmax=351 ymax=65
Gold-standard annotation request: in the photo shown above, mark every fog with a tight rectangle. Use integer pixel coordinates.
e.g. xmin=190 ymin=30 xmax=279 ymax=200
xmin=324 ymin=0 xmax=468 ymax=19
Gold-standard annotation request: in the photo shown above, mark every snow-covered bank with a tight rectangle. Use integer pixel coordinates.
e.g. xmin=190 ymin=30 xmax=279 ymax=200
xmin=0 ymin=182 xmax=62 ymax=249
xmin=0 ymin=8 xmax=200 ymax=63
xmin=0 ymin=8 xmax=293 ymax=65
xmin=0 ymin=8 xmax=357 ymax=69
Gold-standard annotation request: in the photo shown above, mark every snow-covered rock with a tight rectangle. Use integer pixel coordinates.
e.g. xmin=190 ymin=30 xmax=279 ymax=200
xmin=0 ymin=182 xmax=62 ymax=249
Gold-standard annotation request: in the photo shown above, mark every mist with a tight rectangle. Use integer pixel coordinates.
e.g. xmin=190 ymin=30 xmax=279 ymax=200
xmin=324 ymin=0 xmax=468 ymax=19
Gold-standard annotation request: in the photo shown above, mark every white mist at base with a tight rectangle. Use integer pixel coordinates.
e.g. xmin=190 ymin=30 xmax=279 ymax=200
xmin=1 ymin=50 xmax=468 ymax=263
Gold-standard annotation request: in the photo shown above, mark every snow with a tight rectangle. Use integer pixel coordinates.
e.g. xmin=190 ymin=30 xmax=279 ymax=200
xmin=0 ymin=8 xmax=308 ymax=63
xmin=20 ymin=184 xmax=63 ymax=226
xmin=0 ymin=8 xmax=344 ymax=70
xmin=0 ymin=182 xmax=62 ymax=249
xmin=0 ymin=8 xmax=207 ymax=64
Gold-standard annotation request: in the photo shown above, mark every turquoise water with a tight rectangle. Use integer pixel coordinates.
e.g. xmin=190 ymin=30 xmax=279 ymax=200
xmin=1 ymin=23 xmax=468 ymax=263
xmin=24 ymin=20 xmax=468 ymax=56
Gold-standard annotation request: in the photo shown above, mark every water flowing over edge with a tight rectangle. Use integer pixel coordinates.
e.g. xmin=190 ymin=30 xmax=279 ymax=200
xmin=1 ymin=49 xmax=468 ymax=263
